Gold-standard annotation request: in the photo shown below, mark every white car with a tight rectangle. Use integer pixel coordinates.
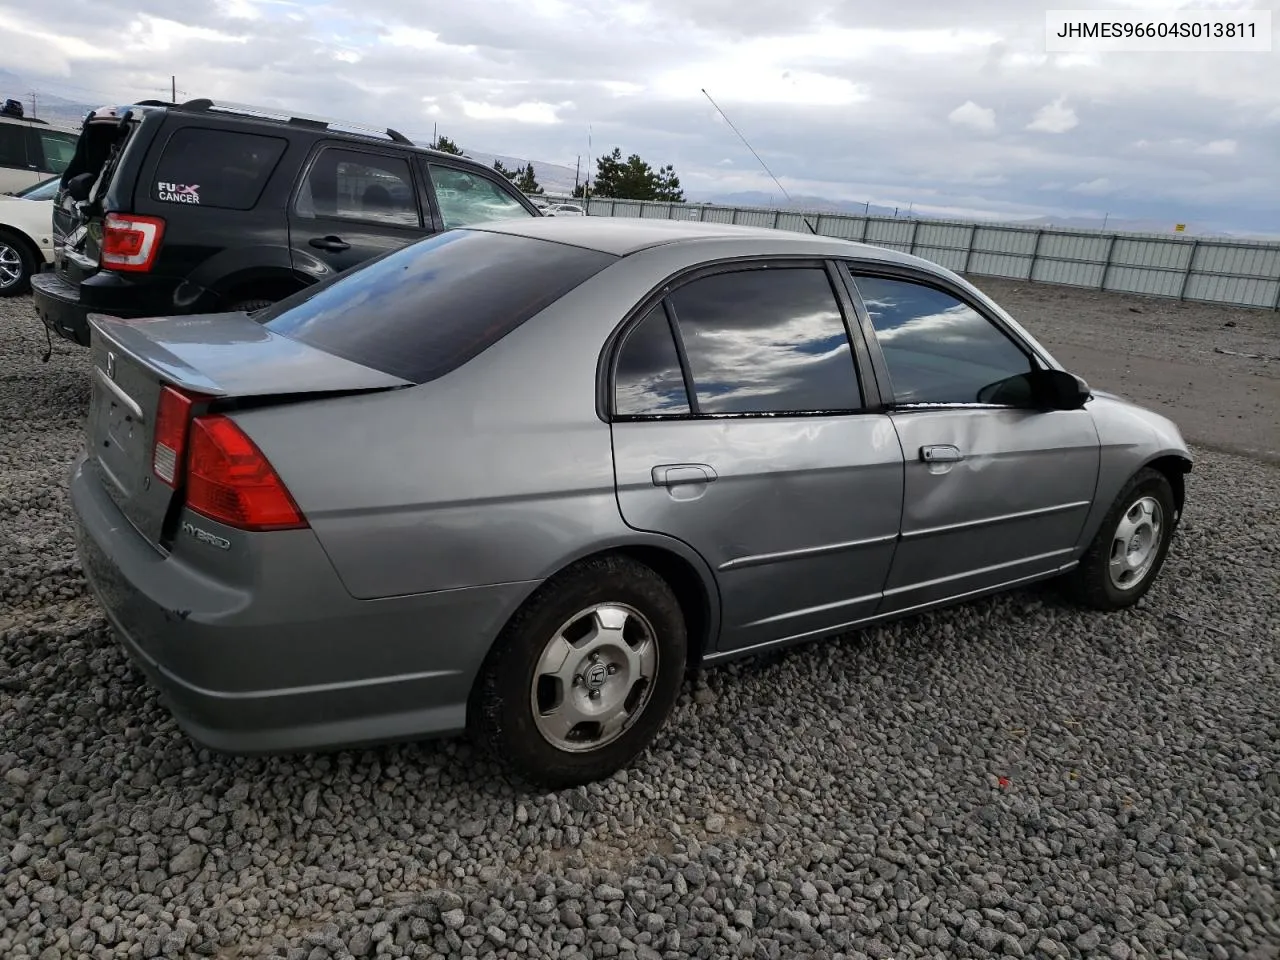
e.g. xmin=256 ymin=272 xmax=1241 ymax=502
xmin=546 ymin=202 xmax=586 ymax=217
xmin=0 ymin=111 xmax=79 ymax=195
xmin=0 ymin=176 xmax=58 ymax=296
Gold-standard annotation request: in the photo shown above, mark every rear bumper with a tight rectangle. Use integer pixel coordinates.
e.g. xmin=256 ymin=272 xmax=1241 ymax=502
xmin=31 ymin=271 xmax=94 ymax=346
xmin=32 ymin=269 xmax=197 ymax=347
xmin=69 ymin=452 xmax=537 ymax=754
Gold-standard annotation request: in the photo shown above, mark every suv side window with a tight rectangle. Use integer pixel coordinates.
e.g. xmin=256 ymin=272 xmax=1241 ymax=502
xmin=296 ymin=147 xmax=420 ymax=227
xmin=152 ymin=127 xmax=287 ymax=210
xmin=614 ymin=304 xmax=691 ymax=416
xmin=36 ymin=131 xmax=77 ymax=174
xmin=852 ymin=274 xmax=1032 ymax=405
xmin=665 ymin=267 xmax=862 ymax=415
xmin=0 ymin=124 xmax=28 ymax=168
xmin=427 ymin=164 xmax=533 ymax=228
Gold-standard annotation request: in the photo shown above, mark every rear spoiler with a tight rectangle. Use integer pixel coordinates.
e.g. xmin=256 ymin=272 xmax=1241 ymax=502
xmin=88 ymin=313 xmax=413 ymax=398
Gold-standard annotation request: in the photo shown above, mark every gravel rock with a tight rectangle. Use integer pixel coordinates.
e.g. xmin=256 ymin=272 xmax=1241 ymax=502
xmin=1 ymin=289 xmax=1278 ymax=960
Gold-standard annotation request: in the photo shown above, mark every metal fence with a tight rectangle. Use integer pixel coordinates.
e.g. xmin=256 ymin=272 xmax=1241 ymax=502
xmin=539 ymin=194 xmax=1280 ymax=311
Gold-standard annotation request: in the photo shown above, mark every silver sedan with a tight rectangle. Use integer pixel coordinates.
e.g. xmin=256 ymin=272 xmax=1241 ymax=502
xmin=72 ymin=217 xmax=1191 ymax=787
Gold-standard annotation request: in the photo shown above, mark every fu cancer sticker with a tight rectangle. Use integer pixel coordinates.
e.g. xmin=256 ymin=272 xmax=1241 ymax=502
xmin=156 ymin=181 xmax=200 ymax=204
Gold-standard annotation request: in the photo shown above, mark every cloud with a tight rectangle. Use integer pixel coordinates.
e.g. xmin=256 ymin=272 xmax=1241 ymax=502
xmin=1027 ymin=98 xmax=1078 ymax=134
xmin=3 ymin=0 xmax=1278 ymax=233
xmin=1070 ymin=178 xmax=1113 ymax=196
xmin=948 ymin=101 xmax=997 ymax=132
xmin=1195 ymin=139 xmax=1237 ymax=156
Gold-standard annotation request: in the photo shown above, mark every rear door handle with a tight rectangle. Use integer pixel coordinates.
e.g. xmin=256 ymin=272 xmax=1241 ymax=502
xmin=651 ymin=463 xmax=718 ymax=487
xmin=920 ymin=444 xmax=963 ymax=463
xmin=309 ymin=235 xmax=351 ymax=252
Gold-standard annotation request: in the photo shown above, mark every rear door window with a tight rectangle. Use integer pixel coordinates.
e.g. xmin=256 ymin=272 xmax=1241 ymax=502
xmin=295 ymin=147 xmax=421 ymax=227
xmin=0 ymin=124 xmax=28 ymax=168
xmin=151 ymin=127 xmax=287 ymax=210
xmin=426 ymin=164 xmax=534 ymax=228
xmin=257 ymin=230 xmax=616 ymax=384
xmin=666 ymin=267 xmax=864 ymax=414
xmin=35 ymin=131 xmax=77 ymax=174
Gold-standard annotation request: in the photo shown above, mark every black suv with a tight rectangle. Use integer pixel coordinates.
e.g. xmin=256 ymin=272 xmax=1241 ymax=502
xmin=32 ymin=99 xmax=543 ymax=346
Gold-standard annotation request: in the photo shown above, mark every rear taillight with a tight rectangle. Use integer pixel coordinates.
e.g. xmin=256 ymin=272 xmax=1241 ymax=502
xmin=100 ymin=212 xmax=165 ymax=272
xmin=153 ymin=386 xmax=195 ymax=487
xmin=185 ymin=415 xmax=307 ymax=531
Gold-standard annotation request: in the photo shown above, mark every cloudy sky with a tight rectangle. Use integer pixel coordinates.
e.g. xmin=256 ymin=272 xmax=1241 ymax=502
xmin=2 ymin=0 xmax=1277 ymax=230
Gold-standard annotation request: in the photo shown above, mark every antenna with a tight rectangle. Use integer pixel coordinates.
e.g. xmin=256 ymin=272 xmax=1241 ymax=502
xmin=701 ymin=88 xmax=817 ymax=235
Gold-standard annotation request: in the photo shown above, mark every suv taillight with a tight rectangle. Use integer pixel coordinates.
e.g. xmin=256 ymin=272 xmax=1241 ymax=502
xmin=101 ymin=212 xmax=165 ymax=272
xmin=185 ymin=415 xmax=308 ymax=532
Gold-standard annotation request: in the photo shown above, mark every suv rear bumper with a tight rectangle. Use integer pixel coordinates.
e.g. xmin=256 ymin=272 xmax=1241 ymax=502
xmin=31 ymin=271 xmax=95 ymax=346
xmin=32 ymin=269 xmax=194 ymax=346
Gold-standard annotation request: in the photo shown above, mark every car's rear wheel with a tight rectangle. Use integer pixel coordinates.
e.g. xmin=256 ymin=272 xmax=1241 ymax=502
xmin=0 ymin=233 xmax=37 ymax=297
xmin=469 ymin=555 xmax=687 ymax=788
xmin=1065 ymin=467 xmax=1177 ymax=610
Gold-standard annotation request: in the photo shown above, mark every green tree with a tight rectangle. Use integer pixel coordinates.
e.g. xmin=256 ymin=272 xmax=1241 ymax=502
xmin=514 ymin=162 xmax=543 ymax=195
xmin=654 ymin=163 xmax=683 ymax=202
xmin=434 ymin=135 xmax=463 ymax=156
xmin=493 ymin=159 xmax=517 ymax=181
xmin=580 ymin=147 xmax=684 ymax=202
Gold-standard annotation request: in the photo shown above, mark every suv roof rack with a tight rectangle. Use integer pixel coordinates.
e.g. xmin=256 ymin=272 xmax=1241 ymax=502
xmin=177 ymin=98 xmax=414 ymax=145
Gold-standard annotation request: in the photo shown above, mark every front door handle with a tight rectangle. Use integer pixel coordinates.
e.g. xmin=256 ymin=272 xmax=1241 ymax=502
xmin=309 ymin=235 xmax=351 ymax=252
xmin=920 ymin=444 xmax=963 ymax=463
xmin=651 ymin=463 xmax=718 ymax=487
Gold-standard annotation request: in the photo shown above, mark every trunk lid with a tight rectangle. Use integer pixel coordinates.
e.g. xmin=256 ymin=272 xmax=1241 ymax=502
xmin=87 ymin=312 xmax=411 ymax=549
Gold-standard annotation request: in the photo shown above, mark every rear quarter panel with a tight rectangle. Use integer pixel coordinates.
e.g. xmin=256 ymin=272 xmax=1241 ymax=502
xmin=126 ymin=118 xmax=315 ymax=291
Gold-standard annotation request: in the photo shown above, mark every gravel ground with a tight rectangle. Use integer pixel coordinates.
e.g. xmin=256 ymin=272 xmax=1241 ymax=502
xmin=2 ymin=289 xmax=1278 ymax=960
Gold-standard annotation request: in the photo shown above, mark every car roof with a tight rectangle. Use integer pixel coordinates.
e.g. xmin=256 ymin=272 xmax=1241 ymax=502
xmin=0 ymin=114 xmax=80 ymax=135
xmin=146 ymin=99 xmax=495 ymax=169
xmin=470 ymin=214 xmax=925 ymax=264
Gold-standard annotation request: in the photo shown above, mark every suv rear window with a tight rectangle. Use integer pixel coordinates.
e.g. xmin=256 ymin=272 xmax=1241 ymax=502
xmin=257 ymin=230 xmax=617 ymax=384
xmin=151 ymin=127 xmax=287 ymax=210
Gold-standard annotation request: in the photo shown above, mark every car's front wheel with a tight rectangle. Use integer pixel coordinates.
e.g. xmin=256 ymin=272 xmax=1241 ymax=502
xmin=469 ymin=555 xmax=687 ymax=788
xmin=1066 ymin=466 xmax=1178 ymax=610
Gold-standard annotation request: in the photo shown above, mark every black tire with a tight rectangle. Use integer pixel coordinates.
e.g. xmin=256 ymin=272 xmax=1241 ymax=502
xmin=1065 ymin=467 xmax=1177 ymax=611
xmin=0 ymin=232 xmax=37 ymax=298
xmin=228 ymin=298 xmax=276 ymax=313
xmin=469 ymin=554 xmax=687 ymax=789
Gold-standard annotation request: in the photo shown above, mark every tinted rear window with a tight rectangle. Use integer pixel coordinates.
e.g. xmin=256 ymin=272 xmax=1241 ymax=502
xmin=151 ymin=127 xmax=287 ymax=210
xmin=257 ymin=230 xmax=617 ymax=384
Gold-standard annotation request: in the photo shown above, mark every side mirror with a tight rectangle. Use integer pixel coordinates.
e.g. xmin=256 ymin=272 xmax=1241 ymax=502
xmin=1034 ymin=369 xmax=1091 ymax=410
xmin=65 ymin=173 xmax=95 ymax=202
xmin=977 ymin=369 xmax=1090 ymax=410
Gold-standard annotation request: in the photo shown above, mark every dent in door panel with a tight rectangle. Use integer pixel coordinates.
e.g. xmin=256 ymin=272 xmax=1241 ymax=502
xmin=881 ymin=407 xmax=1100 ymax=609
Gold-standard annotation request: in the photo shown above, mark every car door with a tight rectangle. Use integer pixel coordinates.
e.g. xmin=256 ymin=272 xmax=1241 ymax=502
xmin=0 ymin=122 xmax=39 ymax=194
xmin=609 ymin=261 xmax=905 ymax=656
xmin=420 ymin=161 xmax=539 ymax=231
xmin=842 ymin=267 xmax=1101 ymax=614
xmin=288 ymin=144 xmax=429 ymax=281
